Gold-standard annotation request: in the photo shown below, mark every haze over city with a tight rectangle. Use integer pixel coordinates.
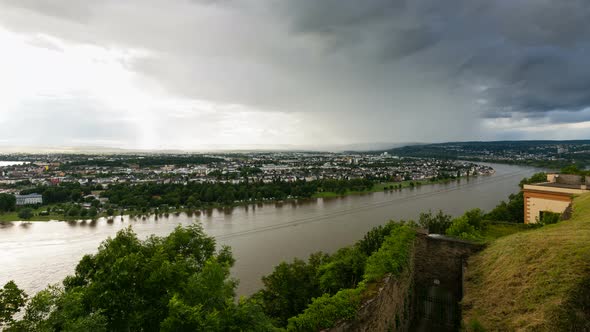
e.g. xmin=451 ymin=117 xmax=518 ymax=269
xmin=1 ymin=0 xmax=590 ymax=150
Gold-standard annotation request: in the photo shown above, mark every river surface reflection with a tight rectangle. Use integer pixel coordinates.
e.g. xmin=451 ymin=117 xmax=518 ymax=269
xmin=0 ymin=163 xmax=539 ymax=296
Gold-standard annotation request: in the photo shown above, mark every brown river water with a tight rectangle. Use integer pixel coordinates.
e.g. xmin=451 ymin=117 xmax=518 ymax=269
xmin=0 ymin=163 xmax=539 ymax=297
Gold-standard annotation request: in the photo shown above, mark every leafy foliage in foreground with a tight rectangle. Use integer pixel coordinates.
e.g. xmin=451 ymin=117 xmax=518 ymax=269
xmin=0 ymin=281 xmax=26 ymax=327
xmin=256 ymin=220 xmax=413 ymax=327
xmin=286 ymin=224 xmax=416 ymax=331
xmin=3 ymin=225 xmax=274 ymax=332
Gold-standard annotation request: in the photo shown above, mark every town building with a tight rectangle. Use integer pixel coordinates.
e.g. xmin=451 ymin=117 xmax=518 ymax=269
xmin=14 ymin=193 xmax=43 ymax=205
xmin=522 ymin=174 xmax=590 ymax=224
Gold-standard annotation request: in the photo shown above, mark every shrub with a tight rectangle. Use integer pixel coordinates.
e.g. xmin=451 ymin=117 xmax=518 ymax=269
xmin=363 ymin=225 xmax=415 ymax=282
xmin=418 ymin=210 xmax=452 ymax=234
xmin=318 ymin=247 xmax=366 ymax=294
xmin=286 ymin=225 xmax=416 ymax=331
xmin=446 ymin=216 xmax=481 ymax=240
xmin=357 ymin=221 xmax=401 ymax=256
xmin=538 ymin=211 xmax=561 ymax=225
xmin=286 ymin=285 xmax=365 ymax=331
xmin=258 ymin=252 xmax=330 ymax=327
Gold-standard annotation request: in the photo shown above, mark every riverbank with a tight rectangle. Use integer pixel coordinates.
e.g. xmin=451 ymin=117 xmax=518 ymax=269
xmin=312 ymin=175 xmax=484 ymax=198
xmin=0 ymin=174 xmax=490 ymax=223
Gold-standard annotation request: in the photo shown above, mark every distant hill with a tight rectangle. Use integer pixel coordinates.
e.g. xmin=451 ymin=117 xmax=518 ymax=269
xmin=462 ymin=193 xmax=590 ymax=331
xmin=380 ymin=140 xmax=590 ymax=154
xmin=0 ymin=142 xmax=425 ymax=154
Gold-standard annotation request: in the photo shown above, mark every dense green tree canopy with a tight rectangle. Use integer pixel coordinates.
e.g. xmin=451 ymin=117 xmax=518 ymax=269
xmin=0 ymin=281 xmax=27 ymax=328
xmin=4 ymin=225 xmax=274 ymax=332
xmin=101 ymin=178 xmax=373 ymax=210
xmin=0 ymin=193 xmax=16 ymax=213
xmin=17 ymin=208 xmax=33 ymax=220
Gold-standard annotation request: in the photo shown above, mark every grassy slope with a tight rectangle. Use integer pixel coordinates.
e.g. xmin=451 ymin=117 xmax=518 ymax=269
xmin=462 ymin=194 xmax=590 ymax=331
xmin=479 ymin=222 xmax=535 ymax=243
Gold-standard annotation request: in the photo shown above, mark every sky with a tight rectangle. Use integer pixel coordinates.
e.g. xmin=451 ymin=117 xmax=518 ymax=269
xmin=0 ymin=0 xmax=589 ymax=151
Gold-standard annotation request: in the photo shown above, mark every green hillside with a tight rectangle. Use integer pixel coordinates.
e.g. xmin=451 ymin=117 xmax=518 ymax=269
xmin=462 ymin=194 xmax=590 ymax=331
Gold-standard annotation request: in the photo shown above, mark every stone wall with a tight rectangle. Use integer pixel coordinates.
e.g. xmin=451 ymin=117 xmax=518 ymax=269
xmin=326 ymin=232 xmax=483 ymax=332
xmin=326 ymin=241 xmax=416 ymax=332
xmin=413 ymin=232 xmax=484 ymax=298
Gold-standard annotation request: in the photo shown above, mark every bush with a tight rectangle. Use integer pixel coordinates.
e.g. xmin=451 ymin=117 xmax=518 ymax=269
xmin=539 ymin=211 xmax=561 ymax=225
xmin=286 ymin=225 xmax=416 ymax=331
xmin=418 ymin=210 xmax=452 ymax=234
xmin=286 ymin=286 xmax=364 ymax=331
xmin=446 ymin=216 xmax=481 ymax=240
xmin=258 ymin=252 xmax=330 ymax=327
xmin=363 ymin=225 xmax=415 ymax=282
xmin=318 ymin=247 xmax=366 ymax=294
xmin=356 ymin=220 xmax=401 ymax=256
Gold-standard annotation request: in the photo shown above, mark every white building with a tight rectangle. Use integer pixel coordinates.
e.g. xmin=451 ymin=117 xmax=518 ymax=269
xmin=15 ymin=193 xmax=43 ymax=205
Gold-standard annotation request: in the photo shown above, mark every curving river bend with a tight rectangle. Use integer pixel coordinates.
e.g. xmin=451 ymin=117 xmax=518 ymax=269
xmin=0 ymin=163 xmax=539 ymax=296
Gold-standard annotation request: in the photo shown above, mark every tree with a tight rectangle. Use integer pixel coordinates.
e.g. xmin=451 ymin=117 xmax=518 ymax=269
xmin=88 ymin=207 xmax=98 ymax=219
xmin=418 ymin=210 xmax=452 ymax=234
xmin=67 ymin=206 xmax=81 ymax=217
xmin=446 ymin=209 xmax=485 ymax=240
xmin=446 ymin=216 xmax=480 ymax=240
xmin=17 ymin=208 xmax=33 ymax=220
xmin=357 ymin=220 xmax=401 ymax=256
xmin=258 ymin=252 xmax=330 ymax=327
xmin=0 ymin=281 xmax=27 ymax=327
xmin=487 ymin=174 xmax=531 ymax=223
xmin=463 ymin=208 xmax=484 ymax=230
xmin=318 ymin=247 xmax=366 ymax=294
xmin=5 ymin=225 xmax=271 ymax=331
xmin=0 ymin=194 xmax=16 ymax=213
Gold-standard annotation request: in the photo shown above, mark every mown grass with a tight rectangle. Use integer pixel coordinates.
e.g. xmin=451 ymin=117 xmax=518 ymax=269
xmin=462 ymin=193 xmax=590 ymax=331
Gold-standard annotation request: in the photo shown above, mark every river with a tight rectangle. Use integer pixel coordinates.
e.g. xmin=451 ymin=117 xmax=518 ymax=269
xmin=0 ymin=163 xmax=539 ymax=297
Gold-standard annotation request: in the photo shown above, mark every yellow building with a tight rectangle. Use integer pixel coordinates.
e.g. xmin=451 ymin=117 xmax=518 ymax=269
xmin=523 ymin=173 xmax=589 ymax=224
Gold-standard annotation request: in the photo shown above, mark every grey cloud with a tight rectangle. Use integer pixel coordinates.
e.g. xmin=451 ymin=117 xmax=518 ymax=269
xmin=0 ymin=0 xmax=589 ymax=144
xmin=1 ymin=96 xmax=139 ymax=146
xmin=0 ymin=0 xmax=95 ymax=22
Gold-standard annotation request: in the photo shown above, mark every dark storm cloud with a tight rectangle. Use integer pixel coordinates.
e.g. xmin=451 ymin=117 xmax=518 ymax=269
xmin=278 ymin=0 xmax=590 ymax=117
xmin=463 ymin=47 xmax=590 ymax=116
xmin=1 ymin=0 xmax=590 ymax=143
xmin=276 ymin=0 xmax=442 ymax=60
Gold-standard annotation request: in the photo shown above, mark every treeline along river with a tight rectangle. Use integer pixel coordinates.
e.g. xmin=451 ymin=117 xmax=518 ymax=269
xmin=0 ymin=163 xmax=539 ymax=297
